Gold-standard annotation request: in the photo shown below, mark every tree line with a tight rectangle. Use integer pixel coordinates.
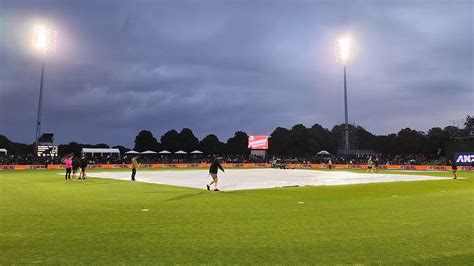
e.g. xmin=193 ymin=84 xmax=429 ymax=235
xmin=1 ymin=115 xmax=472 ymax=157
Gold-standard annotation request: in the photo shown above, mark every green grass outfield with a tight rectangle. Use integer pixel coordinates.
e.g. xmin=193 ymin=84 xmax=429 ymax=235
xmin=1 ymin=169 xmax=473 ymax=264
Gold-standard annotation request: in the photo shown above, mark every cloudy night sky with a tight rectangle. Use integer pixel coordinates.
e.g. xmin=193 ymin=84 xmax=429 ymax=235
xmin=1 ymin=0 xmax=472 ymax=147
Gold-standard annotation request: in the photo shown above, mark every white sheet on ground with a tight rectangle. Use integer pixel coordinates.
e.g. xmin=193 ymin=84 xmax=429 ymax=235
xmin=87 ymin=169 xmax=447 ymax=191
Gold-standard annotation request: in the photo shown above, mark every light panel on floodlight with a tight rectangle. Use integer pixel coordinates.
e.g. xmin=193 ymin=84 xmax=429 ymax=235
xmin=336 ymin=37 xmax=351 ymax=63
xmin=34 ymin=26 xmax=57 ymax=53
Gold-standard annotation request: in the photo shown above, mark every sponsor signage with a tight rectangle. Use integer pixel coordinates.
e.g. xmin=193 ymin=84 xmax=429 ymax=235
xmin=454 ymin=152 xmax=474 ymax=165
xmin=248 ymin=136 xmax=269 ymax=150
xmin=1 ymin=163 xmax=473 ymax=171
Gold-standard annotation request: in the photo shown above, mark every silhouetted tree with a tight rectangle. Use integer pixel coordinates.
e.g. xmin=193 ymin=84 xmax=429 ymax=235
xmin=4 ymin=115 xmax=472 ymax=159
xmin=309 ymin=124 xmax=337 ymax=154
xmin=58 ymin=142 xmax=111 ymax=157
xmin=443 ymin=126 xmax=460 ymax=138
xmin=90 ymin=143 xmax=109 ymax=148
xmin=58 ymin=142 xmax=83 ymax=156
xmin=199 ymin=134 xmax=225 ymax=155
xmin=160 ymin=130 xmax=180 ymax=152
xmin=0 ymin=135 xmax=32 ymax=155
xmin=354 ymin=126 xmax=378 ymax=150
xmin=134 ymin=130 xmax=159 ymax=152
xmin=420 ymin=127 xmax=446 ymax=156
xmin=288 ymin=124 xmax=319 ymax=156
xmin=226 ymin=131 xmax=249 ymax=155
xmin=376 ymin=134 xmax=398 ymax=154
xmin=268 ymin=127 xmax=291 ymax=155
xmin=113 ymin=145 xmax=130 ymax=154
xmin=395 ymin=128 xmax=424 ymax=154
xmin=462 ymin=115 xmax=474 ymax=136
xmin=179 ymin=128 xmax=199 ymax=152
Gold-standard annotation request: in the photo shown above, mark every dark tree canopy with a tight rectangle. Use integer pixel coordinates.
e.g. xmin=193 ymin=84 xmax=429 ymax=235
xmin=0 ymin=135 xmax=32 ymax=155
xmin=226 ymin=131 xmax=249 ymax=155
xmin=57 ymin=142 xmax=110 ymax=157
xmin=199 ymin=134 xmax=225 ymax=155
xmin=179 ymin=128 xmax=199 ymax=152
xmin=395 ymin=128 xmax=425 ymax=155
xmin=113 ymin=145 xmax=130 ymax=154
xmin=288 ymin=124 xmax=316 ymax=156
xmin=134 ymin=130 xmax=159 ymax=152
xmin=3 ymin=116 xmax=471 ymax=157
xmin=309 ymin=124 xmax=336 ymax=154
xmin=268 ymin=127 xmax=291 ymax=155
xmin=160 ymin=130 xmax=180 ymax=152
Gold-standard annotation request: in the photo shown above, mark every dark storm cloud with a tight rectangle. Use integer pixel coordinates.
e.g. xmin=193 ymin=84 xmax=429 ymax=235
xmin=1 ymin=0 xmax=472 ymax=147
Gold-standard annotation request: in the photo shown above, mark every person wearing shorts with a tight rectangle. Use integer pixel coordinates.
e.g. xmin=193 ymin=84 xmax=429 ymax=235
xmin=449 ymin=160 xmax=457 ymax=179
xmin=367 ymin=156 xmax=374 ymax=173
xmin=207 ymin=156 xmax=224 ymax=191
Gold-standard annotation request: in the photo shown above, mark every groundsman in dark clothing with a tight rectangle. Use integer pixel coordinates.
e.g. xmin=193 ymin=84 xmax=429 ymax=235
xmin=207 ymin=156 xmax=224 ymax=191
xmin=72 ymin=156 xmax=81 ymax=179
xmin=449 ymin=160 xmax=457 ymax=179
xmin=79 ymin=156 xmax=88 ymax=180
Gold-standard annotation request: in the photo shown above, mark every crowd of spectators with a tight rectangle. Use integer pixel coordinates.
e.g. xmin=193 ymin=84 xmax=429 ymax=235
xmin=0 ymin=154 xmax=61 ymax=165
xmin=0 ymin=152 xmax=446 ymax=166
xmin=312 ymin=154 xmax=438 ymax=165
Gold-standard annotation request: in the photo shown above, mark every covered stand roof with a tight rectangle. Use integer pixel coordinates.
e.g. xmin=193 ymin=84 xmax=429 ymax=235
xmin=317 ymin=150 xmax=331 ymax=155
xmin=158 ymin=150 xmax=171 ymax=154
xmin=141 ymin=150 xmax=157 ymax=154
xmin=125 ymin=150 xmax=139 ymax=154
xmin=175 ymin=150 xmax=187 ymax=154
xmin=190 ymin=150 xmax=203 ymax=154
xmin=82 ymin=148 xmax=120 ymax=154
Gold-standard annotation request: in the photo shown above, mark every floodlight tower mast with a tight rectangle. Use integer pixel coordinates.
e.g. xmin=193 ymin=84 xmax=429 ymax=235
xmin=337 ymin=36 xmax=351 ymax=155
xmin=33 ymin=25 xmax=57 ymax=153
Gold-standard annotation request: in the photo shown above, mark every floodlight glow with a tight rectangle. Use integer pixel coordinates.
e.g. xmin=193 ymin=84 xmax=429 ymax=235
xmin=34 ymin=25 xmax=57 ymax=52
xmin=337 ymin=36 xmax=351 ymax=63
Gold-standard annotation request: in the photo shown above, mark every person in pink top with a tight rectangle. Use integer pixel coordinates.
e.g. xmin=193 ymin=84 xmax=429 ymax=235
xmin=65 ymin=155 xmax=73 ymax=180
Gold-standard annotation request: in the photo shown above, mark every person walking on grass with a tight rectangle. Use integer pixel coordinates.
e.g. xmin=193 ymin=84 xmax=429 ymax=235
xmin=131 ymin=155 xmax=140 ymax=181
xmin=374 ymin=157 xmax=379 ymax=173
xmin=449 ymin=160 xmax=457 ymax=179
xmin=79 ymin=155 xmax=88 ymax=180
xmin=72 ymin=155 xmax=80 ymax=179
xmin=65 ymin=154 xmax=72 ymax=180
xmin=367 ymin=156 xmax=374 ymax=173
xmin=207 ymin=156 xmax=224 ymax=191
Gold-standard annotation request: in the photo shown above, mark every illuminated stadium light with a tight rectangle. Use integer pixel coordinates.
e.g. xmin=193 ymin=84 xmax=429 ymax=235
xmin=33 ymin=24 xmax=57 ymax=156
xmin=336 ymin=35 xmax=352 ymax=154
xmin=34 ymin=25 xmax=57 ymax=53
xmin=336 ymin=36 xmax=351 ymax=63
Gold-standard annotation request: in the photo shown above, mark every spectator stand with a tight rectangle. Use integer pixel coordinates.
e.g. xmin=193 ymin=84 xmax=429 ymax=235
xmin=157 ymin=150 xmax=172 ymax=163
xmin=139 ymin=150 xmax=158 ymax=163
xmin=190 ymin=150 xmax=204 ymax=163
xmin=81 ymin=148 xmax=121 ymax=164
xmin=175 ymin=150 xmax=187 ymax=163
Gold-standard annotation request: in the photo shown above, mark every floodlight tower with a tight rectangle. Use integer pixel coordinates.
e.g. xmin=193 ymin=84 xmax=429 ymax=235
xmin=336 ymin=36 xmax=351 ymax=155
xmin=33 ymin=25 xmax=57 ymax=152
